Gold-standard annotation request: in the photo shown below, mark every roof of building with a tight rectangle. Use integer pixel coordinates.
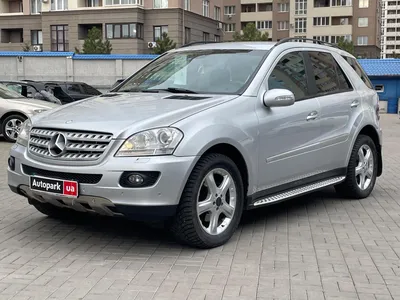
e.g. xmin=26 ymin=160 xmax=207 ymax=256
xmin=358 ymin=59 xmax=400 ymax=77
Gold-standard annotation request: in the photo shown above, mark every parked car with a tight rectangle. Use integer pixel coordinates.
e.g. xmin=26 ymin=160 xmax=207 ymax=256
xmin=0 ymin=83 xmax=59 ymax=142
xmin=8 ymin=39 xmax=383 ymax=248
xmin=40 ymin=81 xmax=102 ymax=101
xmin=0 ymin=81 xmax=62 ymax=104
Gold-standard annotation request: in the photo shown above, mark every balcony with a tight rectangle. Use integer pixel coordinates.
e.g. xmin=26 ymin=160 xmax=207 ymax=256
xmin=1 ymin=28 xmax=23 ymax=43
xmin=76 ymin=0 xmax=103 ymax=8
xmin=312 ymin=24 xmax=352 ymax=35
xmin=0 ymin=0 xmax=23 ymax=14
xmin=241 ymin=11 xmax=273 ymax=22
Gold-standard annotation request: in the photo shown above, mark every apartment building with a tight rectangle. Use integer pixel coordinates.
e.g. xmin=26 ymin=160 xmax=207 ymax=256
xmin=381 ymin=0 xmax=400 ymax=58
xmin=0 ymin=0 xmax=223 ymax=53
xmin=222 ymin=0 xmax=381 ymax=58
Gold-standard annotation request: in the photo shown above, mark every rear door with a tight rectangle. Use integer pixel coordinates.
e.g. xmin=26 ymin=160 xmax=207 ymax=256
xmin=306 ymin=51 xmax=358 ymax=171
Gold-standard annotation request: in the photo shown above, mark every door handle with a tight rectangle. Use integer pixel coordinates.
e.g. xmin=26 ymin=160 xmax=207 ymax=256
xmin=306 ymin=111 xmax=318 ymax=121
xmin=351 ymin=100 xmax=360 ymax=108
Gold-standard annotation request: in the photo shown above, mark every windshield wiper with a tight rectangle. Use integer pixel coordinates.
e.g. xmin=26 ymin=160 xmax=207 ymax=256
xmin=151 ymin=87 xmax=198 ymax=94
xmin=118 ymin=88 xmax=159 ymax=93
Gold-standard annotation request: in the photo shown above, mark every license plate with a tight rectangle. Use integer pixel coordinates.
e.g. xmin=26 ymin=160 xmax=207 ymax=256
xmin=30 ymin=176 xmax=78 ymax=198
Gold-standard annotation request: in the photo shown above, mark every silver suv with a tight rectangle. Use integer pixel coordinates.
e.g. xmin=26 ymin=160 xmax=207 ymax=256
xmin=8 ymin=39 xmax=383 ymax=249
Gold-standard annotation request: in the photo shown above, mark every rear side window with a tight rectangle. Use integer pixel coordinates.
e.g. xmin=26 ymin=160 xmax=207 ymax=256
xmin=268 ymin=51 xmax=310 ymax=100
xmin=341 ymin=56 xmax=373 ymax=89
xmin=308 ymin=51 xmax=352 ymax=96
xmin=82 ymin=84 xmax=101 ymax=95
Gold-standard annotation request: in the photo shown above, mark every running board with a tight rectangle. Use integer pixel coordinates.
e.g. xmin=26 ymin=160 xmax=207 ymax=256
xmin=253 ymin=176 xmax=346 ymax=207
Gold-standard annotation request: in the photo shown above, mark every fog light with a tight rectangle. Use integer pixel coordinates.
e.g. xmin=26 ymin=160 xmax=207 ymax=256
xmin=8 ymin=156 xmax=15 ymax=171
xmin=128 ymin=173 xmax=144 ymax=185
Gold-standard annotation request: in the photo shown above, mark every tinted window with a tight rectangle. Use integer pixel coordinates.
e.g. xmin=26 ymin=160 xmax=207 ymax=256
xmin=308 ymin=52 xmax=341 ymax=95
xmin=342 ymin=56 xmax=373 ymax=89
xmin=67 ymin=84 xmax=81 ymax=93
xmin=82 ymin=84 xmax=101 ymax=95
xmin=268 ymin=51 xmax=309 ymax=100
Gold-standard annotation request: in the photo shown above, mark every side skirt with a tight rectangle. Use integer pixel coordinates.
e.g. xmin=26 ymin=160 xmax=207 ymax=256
xmin=247 ymin=168 xmax=347 ymax=209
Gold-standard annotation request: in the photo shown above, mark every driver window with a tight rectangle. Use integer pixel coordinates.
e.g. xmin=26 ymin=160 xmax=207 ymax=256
xmin=268 ymin=51 xmax=309 ymax=101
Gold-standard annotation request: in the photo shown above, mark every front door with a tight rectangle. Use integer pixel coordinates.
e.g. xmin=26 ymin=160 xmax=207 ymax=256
xmin=255 ymin=50 xmax=323 ymax=195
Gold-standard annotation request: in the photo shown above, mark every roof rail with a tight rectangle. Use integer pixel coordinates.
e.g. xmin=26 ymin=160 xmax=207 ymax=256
xmin=275 ymin=37 xmax=340 ymax=49
xmin=179 ymin=41 xmax=220 ymax=48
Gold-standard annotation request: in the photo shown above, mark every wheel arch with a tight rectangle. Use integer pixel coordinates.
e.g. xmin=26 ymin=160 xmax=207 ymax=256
xmin=350 ymin=124 xmax=383 ymax=177
xmin=0 ymin=111 xmax=28 ymax=131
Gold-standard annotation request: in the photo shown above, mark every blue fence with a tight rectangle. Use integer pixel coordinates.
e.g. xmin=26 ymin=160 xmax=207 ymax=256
xmin=0 ymin=51 xmax=159 ymax=60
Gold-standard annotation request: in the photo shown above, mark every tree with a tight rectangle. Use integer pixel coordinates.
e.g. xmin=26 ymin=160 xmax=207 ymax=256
xmin=337 ymin=36 xmax=354 ymax=55
xmin=233 ymin=22 xmax=269 ymax=41
xmin=22 ymin=42 xmax=30 ymax=52
xmin=152 ymin=32 xmax=176 ymax=54
xmin=75 ymin=27 xmax=112 ymax=54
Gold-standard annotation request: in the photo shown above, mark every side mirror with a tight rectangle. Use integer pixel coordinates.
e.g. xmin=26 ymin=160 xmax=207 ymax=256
xmin=263 ymin=89 xmax=295 ymax=107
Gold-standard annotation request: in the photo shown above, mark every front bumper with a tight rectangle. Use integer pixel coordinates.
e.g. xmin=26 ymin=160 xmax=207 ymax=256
xmin=8 ymin=143 xmax=198 ymax=220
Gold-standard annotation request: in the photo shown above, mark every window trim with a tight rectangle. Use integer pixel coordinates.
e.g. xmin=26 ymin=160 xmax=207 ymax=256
xmin=105 ymin=23 xmax=144 ymax=40
xmin=153 ymin=0 xmax=168 ymax=8
xmin=31 ymin=0 xmax=42 ymax=14
xmin=202 ymin=0 xmax=209 ymax=17
xmin=31 ymin=30 xmax=43 ymax=45
xmin=50 ymin=25 xmax=68 ymax=52
xmin=153 ymin=25 xmax=168 ymax=41
xmin=224 ymin=5 xmax=235 ymax=15
xmin=278 ymin=2 xmax=289 ymax=12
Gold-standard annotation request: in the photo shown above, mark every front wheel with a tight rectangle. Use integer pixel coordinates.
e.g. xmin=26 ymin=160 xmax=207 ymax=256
xmin=335 ymin=134 xmax=378 ymax=199
xmin=170 ymin=153 xmax=244 ymax=249
xmin=2 ymin=114 xmax=26 ymax=143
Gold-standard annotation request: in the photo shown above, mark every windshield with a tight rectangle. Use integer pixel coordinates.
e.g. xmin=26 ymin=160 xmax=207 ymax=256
xmin=0 ymin=83 xmax=24 ymax=99
xmin=115 ymin=49 xmax=267 ymax=95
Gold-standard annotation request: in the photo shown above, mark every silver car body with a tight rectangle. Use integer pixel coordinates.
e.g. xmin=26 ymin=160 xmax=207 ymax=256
xmin=8 ymin=41 xmax=382 ymax=225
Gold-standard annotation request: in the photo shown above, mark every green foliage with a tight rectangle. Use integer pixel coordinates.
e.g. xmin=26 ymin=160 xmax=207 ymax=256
xmin=152 ymin=32 xmax=177 ymax=54
xmin=76 ymin=27 xmax=112 ymax=54
xmin=337 ymin=36 xmax=354 ymax=55
xmin=233 ymin=22 xmax=269 ymax=41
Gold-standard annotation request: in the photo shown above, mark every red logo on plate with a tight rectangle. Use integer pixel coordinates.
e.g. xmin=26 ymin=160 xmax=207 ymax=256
xmin=63 ymin=181 xmax=78 ymax=197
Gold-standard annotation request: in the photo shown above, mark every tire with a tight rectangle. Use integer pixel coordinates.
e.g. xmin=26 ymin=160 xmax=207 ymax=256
xmin=335 ymin=134 xmax=378 ymax=199
xmin=31 ymin=199 xmax=74 ymax=220
xmin=170 ymin=153 xmax=244 ymax=249
xmin=2 ymin=114 xmax=26 ymax=143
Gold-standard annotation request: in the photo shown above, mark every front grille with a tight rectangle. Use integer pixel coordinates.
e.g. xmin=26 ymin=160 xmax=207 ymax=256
xmin=28 ymin=128 xmax=113 ymax=161
xmin=22 ymin=164 xmax=102 ymax=184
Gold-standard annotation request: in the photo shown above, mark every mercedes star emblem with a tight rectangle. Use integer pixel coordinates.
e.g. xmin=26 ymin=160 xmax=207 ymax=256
xmin=48 ymin=133 xmax=67 ymax=157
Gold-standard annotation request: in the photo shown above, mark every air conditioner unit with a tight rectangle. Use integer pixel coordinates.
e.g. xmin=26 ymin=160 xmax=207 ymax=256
xmin=147 ymin=41 xmax=157 ymax=49
xmin=32 ymin=45 xmax=42 ymax=52
xmin=228 ymin=14 xmax=232 ymax=19
xmin=217 ymin=22 xmax=223 ymax=30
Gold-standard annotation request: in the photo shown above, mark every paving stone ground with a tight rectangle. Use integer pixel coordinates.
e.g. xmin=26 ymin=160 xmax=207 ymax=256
xmin=1 ymin=114 xmax=400 ymax=300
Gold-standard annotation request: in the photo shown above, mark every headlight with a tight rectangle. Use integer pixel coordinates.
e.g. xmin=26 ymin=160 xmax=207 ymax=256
xmin=33 ymin=109 xmax=47 ymax=115
xmin=16 ymin=119 xmax=32 ymax=147
xmin=115 ymin=127 xmax=183 ymax=157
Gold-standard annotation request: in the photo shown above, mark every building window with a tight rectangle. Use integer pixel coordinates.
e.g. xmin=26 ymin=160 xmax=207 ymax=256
xmin=313 ymin=17 xmax=329 ymax=26
xmin=214 ymin=35 xmax=220 ymax=42
xmin=51 ymin=0 xmax=67 ymax=10
xmin=295 ymin=18 xmax=307 ymax=33
xmin=358 ymin=17 xmax=368 ymax=27
xmin=357 ymin=36 xmax=368 ymax=45
xmin=203 ymin=0 xmax=209 ymax=17
xmin=359 ymin=0 xmax=368 ymax=7
xmin=278 ymin=3 xmax=289 ymax=11
xmin=214 ymin=6 xmax=221 ymax=20
xmin=223 ymin=23 xmax=235 ymax=32
xmin=374 ymin=84 xmax=384 ymax=92
xmin=224 ymin=5 xmax=235 ymax=15
xmin=331 ymin=35 xmax=351 ymax=43
xmin=31 ymin=0 xmax=41 ymax=13
xmin=185 ymin=27 xmax=190 ymax=44
xmin=203 ymin=32 xmax=210 ymax=41
xmin=331 ymin=0 xmax=352 ymax=6
xmin=154 ymin=0 xmax=167 ymax=8
xmin=184 ymin=0 xmax=190 ymax=10
xmin=31 ymin=30 xmax=42 ymax=45
xmin=295 ymin=0 xmax=307 ymax=15
xmin=313 ymin=35 xmax=330 ymax=42
xmin=51 ymin=25 xmax=68 ymax=51
xmin=257 ymin=21 xmax=272 ymax=29
xmin=106 ymin=23 xmax=143 ymax=39
xmin=105 ymin=0 xmax=143 ymax=4
xmin=154 ymin=25 xmax=168 ymax=41
xmin=277 ymin=21 xmax=289 ymax=30
xmin=87 ymin=0 xmax=101 ymax=6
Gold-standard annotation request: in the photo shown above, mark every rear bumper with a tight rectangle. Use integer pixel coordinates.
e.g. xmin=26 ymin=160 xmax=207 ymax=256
xmin=8 ymin=143 xmax=198 ymax=220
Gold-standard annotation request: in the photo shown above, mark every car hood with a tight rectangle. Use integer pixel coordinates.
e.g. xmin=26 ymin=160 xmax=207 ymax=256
xmin=31 ymin=92 xmax=237 ymax=138
xmin=7 ymin=97 xmax=60 ymax=109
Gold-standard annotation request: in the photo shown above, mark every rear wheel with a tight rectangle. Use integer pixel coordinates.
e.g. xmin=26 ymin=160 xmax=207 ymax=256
xmin=335 ymin=134 xmax=378 ymax=199
xmin=2 ymin=114 xmax=26 ymax=143
xmin=170 ymin=153 xmax=244 ymax=249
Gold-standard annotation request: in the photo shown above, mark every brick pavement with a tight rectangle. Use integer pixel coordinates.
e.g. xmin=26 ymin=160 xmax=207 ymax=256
xmin=1 ymin=115 xmax=400 ymax=300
